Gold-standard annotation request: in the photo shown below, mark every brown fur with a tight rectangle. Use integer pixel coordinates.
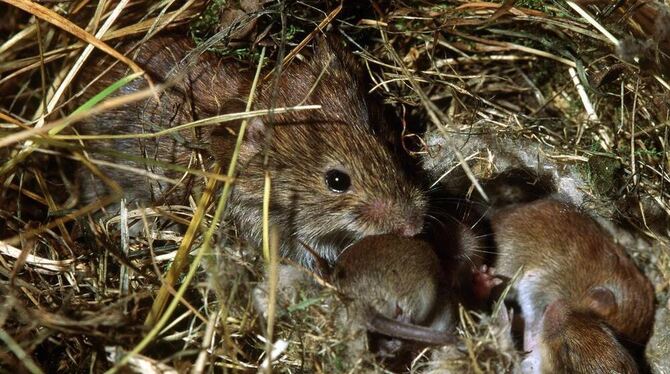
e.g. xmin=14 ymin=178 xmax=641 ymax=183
xmin=491 ymin=199 xmax=655 ymax=372
xmin=333 ymin=234 xmax=456 ymax=346
xmin=540 ymin=300 xmax=638 ymax=374
xmin=76 ymin=34 xmax=426 ymax=267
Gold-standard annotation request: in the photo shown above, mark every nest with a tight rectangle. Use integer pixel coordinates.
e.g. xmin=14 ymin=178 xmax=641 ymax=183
xmin=1 ymin=0 xmax=668 ymax=372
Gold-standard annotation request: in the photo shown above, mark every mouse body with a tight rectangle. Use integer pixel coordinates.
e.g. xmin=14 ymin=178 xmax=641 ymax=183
xmin=77 ymin=34 xmax=427 ymax=268
xmin=490 ymin=198 xmax=654 ymax=373
xmin=333 ymin=234 xmax=456 ymax=350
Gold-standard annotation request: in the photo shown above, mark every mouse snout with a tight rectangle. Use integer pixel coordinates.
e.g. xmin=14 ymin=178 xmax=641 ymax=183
xmin=393 ymin=221 xmax=422 ymax=237
xmin=361 ymin=199 xmax=424 ymax=237
xmin=389 ymin=207 xmax=424 ymax=237
xmin=396 ymin=206 xmax=426 ymax=237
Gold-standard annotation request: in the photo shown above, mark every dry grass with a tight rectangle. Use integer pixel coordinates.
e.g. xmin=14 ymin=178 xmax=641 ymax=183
xmin=1 ymin=0 xmax=669 ymax=372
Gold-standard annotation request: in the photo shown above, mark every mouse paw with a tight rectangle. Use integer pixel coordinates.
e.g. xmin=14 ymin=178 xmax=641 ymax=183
xmin=472 ymin=264 xmax=503 ymax=303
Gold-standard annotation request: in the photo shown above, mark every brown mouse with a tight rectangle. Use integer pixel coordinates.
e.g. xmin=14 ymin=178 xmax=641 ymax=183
xmin=332 ymin=234 xmax=457 ymax=351
xmin=490 ymin=198 xmax=655 ymax=373
xmin=76 ymin=33 xmax=427 ymax=268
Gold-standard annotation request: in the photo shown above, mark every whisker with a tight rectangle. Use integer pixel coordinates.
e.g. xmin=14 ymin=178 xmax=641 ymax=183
xmin=425 ymin=210 xmax=461 ymax=224
xmin=466 ymin=248 xmax=499 ymax=255
xmin=471 ymin=232 xmax=496 ymax=239
xmin=428 ymin=196 xmax=489 ymax=208
xmin=425 ymin=213 xmax=443 ymax=225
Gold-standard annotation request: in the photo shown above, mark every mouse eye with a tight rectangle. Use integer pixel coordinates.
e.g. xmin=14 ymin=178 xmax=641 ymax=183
xmin=325 ymin=169 xmax=351 ymax=193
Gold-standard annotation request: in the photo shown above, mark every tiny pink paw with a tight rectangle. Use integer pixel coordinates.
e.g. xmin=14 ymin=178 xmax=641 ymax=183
xmin=472 ymin=264 xmax=503 ymax=302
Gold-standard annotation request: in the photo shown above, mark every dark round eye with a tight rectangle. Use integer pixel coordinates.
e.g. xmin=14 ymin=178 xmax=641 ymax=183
xmin=325 ymin=169 xmax=351 ymax=193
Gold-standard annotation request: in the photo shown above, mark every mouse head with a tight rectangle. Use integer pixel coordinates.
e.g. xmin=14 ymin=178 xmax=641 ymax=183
xmin=538 ymin=298 xmax=638 ymax=373
xmin=210 ymin=34 xmax=427 ymax=265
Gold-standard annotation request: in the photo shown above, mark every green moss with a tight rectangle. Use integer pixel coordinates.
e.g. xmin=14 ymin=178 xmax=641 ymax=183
xmin=188 ymin=0 xmax=266 ymax=60
xmin=190 ymin=0 xmax=228 ymax=40
xmin=588 ymin=154 xmax=623 ymax=196
xmin=516 ymin=0 xmax=550 ymax=12
xmin=287 ymin=24 xmax=303 ymax=41
xmin=634 ymin=147 xmax=664 ymax=158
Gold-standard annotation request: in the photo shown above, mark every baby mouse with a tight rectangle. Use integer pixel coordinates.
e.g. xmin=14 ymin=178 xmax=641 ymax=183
xmin=332 ymin=234 xmax=457 ymax=354
xmin=490 ymin=198 xmax=655 ymax=373
xmin=77 ymin=33 xmax=427 ymax=269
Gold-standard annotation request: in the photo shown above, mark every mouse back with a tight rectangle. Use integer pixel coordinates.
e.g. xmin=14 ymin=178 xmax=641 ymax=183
xmin=76 ymin=36 xmax=246 ymax=204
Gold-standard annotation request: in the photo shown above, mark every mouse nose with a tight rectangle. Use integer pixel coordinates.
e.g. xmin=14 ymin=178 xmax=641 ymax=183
xmin=394 ymin=221 xmax=422 ymax=237
xmin=362 ymin=199 xmax=424 ymax=237
xmin=397 ymin=208 xmax=425 ymax=237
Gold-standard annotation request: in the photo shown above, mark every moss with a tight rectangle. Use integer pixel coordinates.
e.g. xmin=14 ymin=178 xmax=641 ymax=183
xmin=588 ymin=154 xmax=624 ymax=196
xmin=190 ymin=0 xmax=228 ymax=40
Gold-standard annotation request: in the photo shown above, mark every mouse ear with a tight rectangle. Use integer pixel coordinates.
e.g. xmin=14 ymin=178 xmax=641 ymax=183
xmin=542 ymin=298 xmax=569 ymax=337
xmin=209 ymin=99 xmax=265 ymax=167
xmin=583 ymin=286 xmax=618 ymax=319
xmin=312 ymin=32 xmax=363 ymax=78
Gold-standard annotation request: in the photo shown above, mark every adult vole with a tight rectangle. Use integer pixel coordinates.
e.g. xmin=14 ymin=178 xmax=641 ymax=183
xmin=77 ymin=33 xmax=427 ymax=268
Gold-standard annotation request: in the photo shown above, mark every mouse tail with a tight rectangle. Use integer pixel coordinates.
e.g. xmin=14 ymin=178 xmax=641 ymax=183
xmin=367 ymin=314 xmax=457 ymax=346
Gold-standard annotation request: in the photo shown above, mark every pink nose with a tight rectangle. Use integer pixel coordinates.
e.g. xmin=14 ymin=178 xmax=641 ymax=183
xmin=394 ymin=222 xmax=422 ymax=237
